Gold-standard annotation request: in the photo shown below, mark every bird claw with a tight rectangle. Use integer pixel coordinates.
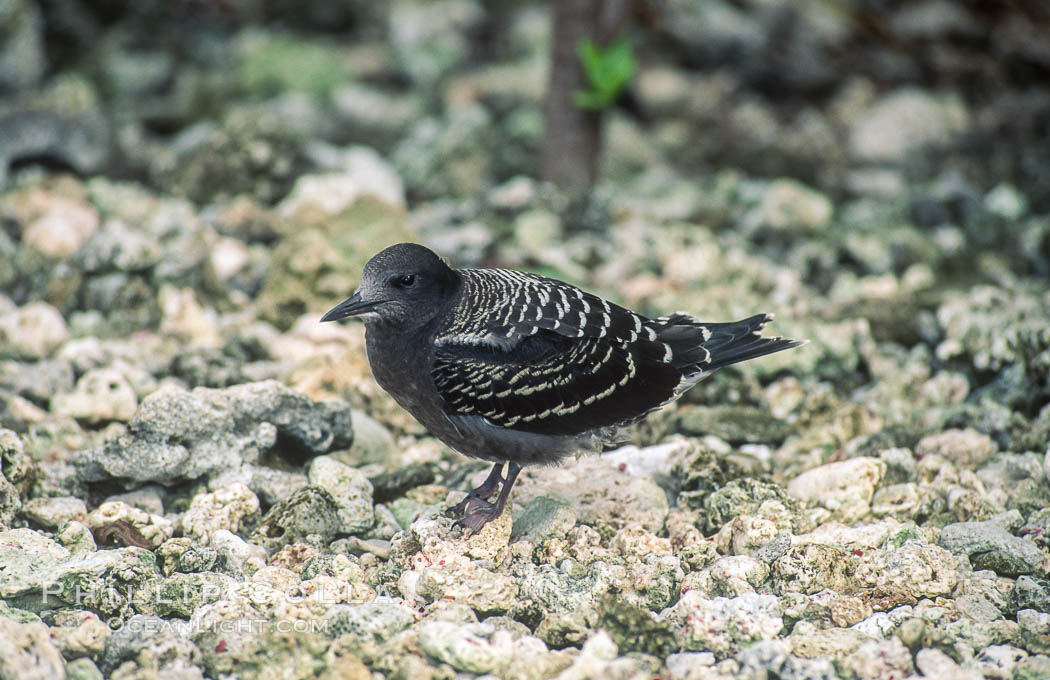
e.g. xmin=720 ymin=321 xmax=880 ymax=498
xmin=445 ymin=464 xmax=504 ymax=518
xmin=444 ymin=496 xmax=472 ymax=518
xmin=445 ymin=490 xmax=495 ymax=518
xmin=452 ymin=497 xmax=502 ymax=536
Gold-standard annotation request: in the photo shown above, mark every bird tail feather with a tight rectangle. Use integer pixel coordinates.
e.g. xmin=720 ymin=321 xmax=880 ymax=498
xmin=700 ymin=313 xmax=803 ymax=369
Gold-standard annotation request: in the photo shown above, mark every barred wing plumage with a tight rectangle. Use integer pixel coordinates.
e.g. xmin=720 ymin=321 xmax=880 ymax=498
xmin=431 ymin=270 xmax=716 ymax=436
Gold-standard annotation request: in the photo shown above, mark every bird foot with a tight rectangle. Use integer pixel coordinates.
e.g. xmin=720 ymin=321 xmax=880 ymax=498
xmin=445 ymin=463 xmax=504 ymax=517
xmin=445 ymin=487 xmax=498 ymax=518
xmin=444 ymin=494 xmax=475 ymax=518
xmin=452 ymin=497 xmax=504 ymax=536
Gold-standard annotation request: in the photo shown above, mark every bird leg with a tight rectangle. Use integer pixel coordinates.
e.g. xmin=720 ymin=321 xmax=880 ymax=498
xmin=446 ymin=462 xmax=505 ymax=517
xmin=455 ymin=462 xmax=521 ymax=535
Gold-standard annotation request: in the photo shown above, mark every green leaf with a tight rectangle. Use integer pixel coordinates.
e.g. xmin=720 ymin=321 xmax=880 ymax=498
xmin=573 ymin=36 xmax=637 ymax=111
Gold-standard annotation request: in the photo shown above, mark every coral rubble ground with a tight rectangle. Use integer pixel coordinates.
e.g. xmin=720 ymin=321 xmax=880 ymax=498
xmin=1 ymin=1 xmax=1049 ymax=679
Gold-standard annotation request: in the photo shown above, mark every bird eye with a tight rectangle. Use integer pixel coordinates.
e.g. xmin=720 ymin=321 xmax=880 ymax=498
xmin=392 ymin=274 xmax=416 ymax=288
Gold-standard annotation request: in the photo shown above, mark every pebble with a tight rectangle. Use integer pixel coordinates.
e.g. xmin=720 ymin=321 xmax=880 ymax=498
xmin=787 ymin=457 xmax=886 ymax=522
xmin=20 ymin=495 xmax=87 ymax=529
xmin=182 ymin=482 xmax=261 ymax=545
xmin=940 ymin=521 xmax=1046 ymax=577
xmin=307 ymin=455 xmax=375 ymax=535
xmin=0 ymin=302 xmax=69 ymax=359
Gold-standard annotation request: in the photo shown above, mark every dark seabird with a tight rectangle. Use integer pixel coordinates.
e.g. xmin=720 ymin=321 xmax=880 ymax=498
xmin=323 ymin=243 xmax=803 ymax=533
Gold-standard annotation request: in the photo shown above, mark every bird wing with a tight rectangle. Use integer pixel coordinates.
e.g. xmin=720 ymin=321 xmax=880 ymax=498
xmin=440 ymin=269 xmax=653 ymax=345
xmin=431 ymin=270 xmax=706 ymax=436
xmin=432 ymin=329 xmax=685 ymax=436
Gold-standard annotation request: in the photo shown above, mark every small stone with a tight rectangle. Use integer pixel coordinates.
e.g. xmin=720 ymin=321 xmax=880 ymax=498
xmin=843 ymin=637 xmax=914 ymax=680
xmin=105 ymin=486 xmax=165 ymax=516
xmin=597 ymin=597 xmax=679 ymax=657
xmin=787 ymin=457 xmax=886 ymax=522
xmin=210 ymin=530 xmax=267 ymax=578
xmin=1013 ymin=655 xmax=1050 ymax=680
xmin=789 ymin=622 xmax=873 ymax=660
xmin=50 ymin=548 xmax=159 ymax=619
xmin=850 ymin=612 xmax=897 ymax=639
xmin=367 ymin=462 xmax=436 ymax=504
xmin=336 ymin=409 xmax=396 ymax=467
xmin=20 ymin=496 xmax=87 ymax=530
xmin=65 ymin=657 xmax=104 ymax=680
xmin=141 ymin=571 xmax=236 ymax=618
xmin=855 ymin=541 xmax=959 ymax=599
xmin=0 ymin=357 xmax=74 ymax=405
xmin=0 ymin=618 xmax=66 ymax=680
xmin=683 ymin=555 xmax=770 ymax=598
xmin=754 ymin=533 xmax=793 ymax=564
xmin=985 ymin=183 xmax=1028 ymax=220
xmin=714 ymin=513 xmax=780 ymax=557
xmin=755 ymin=179 xmax=833 ymax=233
xmin=250 ymin=486 xmax=342 ymax=553
xmin=610 ymin=524 xmax=673 ymax=559
xmin=1009 ymin=576 xmax=1050 ymax=616
xmin=318 ymin=653 xmax=370 ymax=680
xmin=517 ymin=560 xmax=620 ymax=648
xmin=158 ymin=286 xmax=222 ymax=349
xmin=49 ymin=609 xmax=110 ymax=660
xmin=277 ymin=146 xmax=405 ymax=217
xmin=661 ymin=591 xmax=783 ymax=656
xmin=772 ymin=544 xmax=856 ymax=596
xmin=915 ymin=647 xmax=981 ymax=679
xmin=73 ymin=380 xmax=353 ymax=485
xmin=0 ymin=302 xmax=69 ymax=359
xmin=307 ymin=456 xmax=374 ymax=535
xmin=878 ymin=447 xmax=917 ymax=484
xmin=387 ymin=497 xmax=438 ymax=531
xmin=516 ymin=456 xmax=669 ymax=534
xmin=551 ymin=630 xmax=653 ymax=678
xmin=266 ymin=545 xmax=320 ymax=575
xmin=415 ymin=561 xmax=519 ymax=616
xmin=940 ymin=521 xmax=1046 ymax=577
xmin=737 ymin=638 xmax=839 ymax=680
xmin=55 ymin=521 xmax=96 ymax=555
xmin=702 ymin=478 xmax=805 ymax=535
xmin=331 ymin=83 xmax=424 ymax=149
xmin=634 ymin=66 xmax=693 ymax=116
xmin=513 ymin=209 xmax=562 ymax=257
xmin=0 ymin=528 xmax=71 ymax=598
xmin=916 ymin=428 xmax=997 ymax=468
xmin=975 ymin=644 xmax=1027 ymax=679
xmin=240 ymin=465 xmax=309 ymax=508
xmin=100 ymin=614 xmax=199 ymax=675
xmin=1 ymin=429 xmax=40 ymax=496
xmin=418 ymin=621 xmax=513 ymax=675
xmin=871 ymin=483 xmax=919 ymax=518
xmin=323 ymin=596 xmax=416 ymax=643
xmin=183 ymin=483 xmax=261 ymax=546
xmin=849 ymin=88 xmax=969 ymax=162
xmin=20 ymin=190 xmax=100 ymax=258
xmin=830 ymin=595 xmax=873 ymax=627
xmin=51 ymin=368 xmax=138 ymax=424
xmin=512 ymin=496 xmax=577 ymax=544
xmin=665 ymin=651 xmax=716 ymax=680
xmin=388 ymin=1 xmax=483 ymax=86
xmin=407 ymin=510 xmax=512 ymax=566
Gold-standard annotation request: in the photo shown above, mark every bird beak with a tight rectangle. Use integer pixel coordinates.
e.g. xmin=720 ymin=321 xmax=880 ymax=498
xmin=320 ymin=292 xmax=384 ymax=322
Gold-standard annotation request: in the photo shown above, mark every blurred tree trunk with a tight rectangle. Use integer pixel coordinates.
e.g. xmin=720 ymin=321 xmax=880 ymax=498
xmin=540 ymin=0 xmax=632 ymax=192
xmin=540 ymin=0 xmax=600 ymax=191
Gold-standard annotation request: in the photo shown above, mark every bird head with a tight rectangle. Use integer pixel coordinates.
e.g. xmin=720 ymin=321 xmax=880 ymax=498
xmin=321 ymin=243 xmax=460 ymax=330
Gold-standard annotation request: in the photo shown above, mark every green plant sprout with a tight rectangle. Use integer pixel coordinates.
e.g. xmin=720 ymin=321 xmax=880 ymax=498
xmin=573 ymin=37 xmax=636 ymax=111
